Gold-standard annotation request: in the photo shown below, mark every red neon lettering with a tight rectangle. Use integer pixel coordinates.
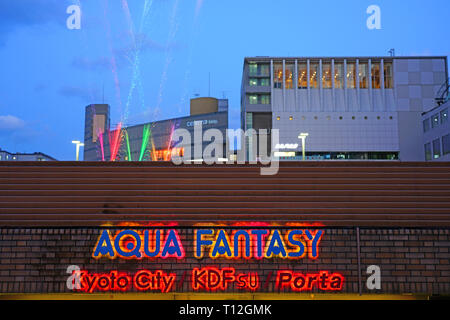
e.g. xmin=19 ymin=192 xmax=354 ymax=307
xmin=276 ymin=270 xmax=344 ymax=291
xmin=76 ymin=270 xmax=176 ymax=293
xmin=192 ymin=267 xmax=259 ymax=291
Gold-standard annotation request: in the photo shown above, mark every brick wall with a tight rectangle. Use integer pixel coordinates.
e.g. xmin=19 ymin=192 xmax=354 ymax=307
xmin=0 ymin=227 xmax=449 ymax=295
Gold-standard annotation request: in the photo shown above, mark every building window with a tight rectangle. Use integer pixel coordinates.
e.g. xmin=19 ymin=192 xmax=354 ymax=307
xmin=334 ymin=62 xmax=344 ymax=89
xmin=425 ymin=143 xmax=432 ymax=160
xmin=274 ymin=63 xmax=283 ymax=89
xmin=423 ymin=118 xmax=431 ymax=132
xmin=359 ymin=62 xmax=368 ymax=89
xmin=433 ymin=139 xmax=441 ymax=159
xmin=276 ymin=116 xmax=280 ymax=120
xmin=371 ymin=62 xmax=381 ymax=89
xmin=364 ymin=116 xmax=368 ymax=120
xmin=249 ymin=95 xmax=258 ymax=104
xmin=249 ymin=63 xmax=257 ymax=76
xmin=443 ymin=134 xmax=450 ymax=155
xmin=352 ymin=116 xmax=356 ymax=120
xmin=260 ymin=94 xmax=270 ymax=104
xmin=289 ymin=116 xmax=293 ymax=120
xmin=347 ymin=62 xmax=356 ymax=89
xmin=322 ymin=62 xmax=332 ymax=89
xmin=377 ymin=116 xmax=381 ymax=120
xmin=260 ymin=64 xmax=269 ymax=76
xmin=249 ymin=78 xmax=269 ymax=86
xmin=441 ymin=108 xmax=448 ymax=124
xmin=298 ymin=62 xmax=307 ymax=89
xmin=260 ymin=78 xmax=270 ymax=86
xmin=384 ymin=62 xmax=393 ymax=89
xmin=310 ymin=62 xmax=319 ymax=88
xmin=339 ymin=116 xmax=343 ymax=120
xmin=285 ymin=64 xmax=294 ymax=89
xmin=249 ymin=63 xmax=269 ymax=76
xmin=431 ymin=113 xmax=439 ymax=128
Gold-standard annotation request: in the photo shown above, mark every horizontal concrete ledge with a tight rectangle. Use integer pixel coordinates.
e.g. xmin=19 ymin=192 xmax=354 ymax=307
xmin=0 ymin=293 xmax=434 ymax=300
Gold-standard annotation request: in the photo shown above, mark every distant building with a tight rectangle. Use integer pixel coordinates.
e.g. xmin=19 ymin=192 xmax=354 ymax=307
xmin=241 ymin=56 xmax=448 ymax=161
xmin=84 ymin=97 xmax=229 ymax=161
xmin=0 ymin=148 xmax=57 ymax=161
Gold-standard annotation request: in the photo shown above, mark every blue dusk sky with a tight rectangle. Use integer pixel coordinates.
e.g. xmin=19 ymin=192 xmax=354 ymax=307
xmin=0 ymin=0 xmax=449 ymax=160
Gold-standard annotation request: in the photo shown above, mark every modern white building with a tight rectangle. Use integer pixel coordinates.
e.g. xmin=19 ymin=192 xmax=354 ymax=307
xmin=422 ymin=100 xmax=449 ymax=161
xmin=241 ymin=56 xmax=448 ymax=161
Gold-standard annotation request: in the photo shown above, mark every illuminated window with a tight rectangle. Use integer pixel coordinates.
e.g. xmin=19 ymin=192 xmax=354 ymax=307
xmin=384 ymin=62 xmax=393 ymax=88
xmin=334 ymin=62 xmax=344 ymax=88
xmin=260 ymin=94 xmax=270 ymax=104
xmin=249 ymin=78 xmax=270 ymax=86
xmin=322 ymin=62 xmax=332 ymax=89
xmin=249 ymin=63 xmax=257 ymax=75
xmin=441 ymin=108 xmax=448 ymax=124
xmin=443 ymin=134 xmax=450 ymax=155
xmin=260 ymin=64 xmax=269 ymax=76
xmin=260 ymin=78 xmax=270 ymax=86
xmin=423 ymin=118 xmax=431 ymax=132
xmin=431 ymin=113 xmax=439 ymax=128
xmin=276 ymin=116 xmax=280 ymax=120
xmin=309 ymin=62 xmax=319 ymax=88
xmin=359 ymin=62 xmax=368 ymax=89
xmin=249 ymin=63 xmax=269 ymax=76
xmin=433 ymin=139 xmax=441 ymax=159
xmin=424 ymin=143 xmax=432 ymax=160
xmin=289 ymin=116 xmax=293 ymax=120
xmin=249 ymin=94 xmax=270 ymax=105
xmin=274 ymin=63 xmax=283 ymax=89
xmin=371 ymin=62 xmax=381 ymax=89
xmin=347 ymin=62 xmax=356 ymax=88
xmin=298 ymin=62 xmax=307 ymax=89
xmin=346 ymin=62 xmax=356 ymax=89
xmin=285 ymin=64 xmax=294 ymax=89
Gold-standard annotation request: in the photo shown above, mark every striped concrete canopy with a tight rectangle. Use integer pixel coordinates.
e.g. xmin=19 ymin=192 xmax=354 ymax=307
xmin=0 ymin=161 xmax=449 ymax=227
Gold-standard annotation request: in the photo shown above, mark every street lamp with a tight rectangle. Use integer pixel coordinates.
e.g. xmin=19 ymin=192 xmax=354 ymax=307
xmin=298 ymin=133 xmax=309 ymax=161
xmin=72 ymin=140 xmax=84 ymax=161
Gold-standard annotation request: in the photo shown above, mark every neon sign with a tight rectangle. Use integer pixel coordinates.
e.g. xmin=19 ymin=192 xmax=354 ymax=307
xmin=192 ymin=267 xmax=259 ymax=291
xmin=92 ymin=229 xmax=185 ymax=259
xmin=92 ymin=228 xmax=324 ymax=260
xmin=75 ymin=270 xmax=176 ymax=293
xmin=195 ymin=229 xmax=323 ymax=260
xmin=82 ymin=227 xmax=346 ymax=294
xmin=276 ymin=271 xmax=344 ymax=291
